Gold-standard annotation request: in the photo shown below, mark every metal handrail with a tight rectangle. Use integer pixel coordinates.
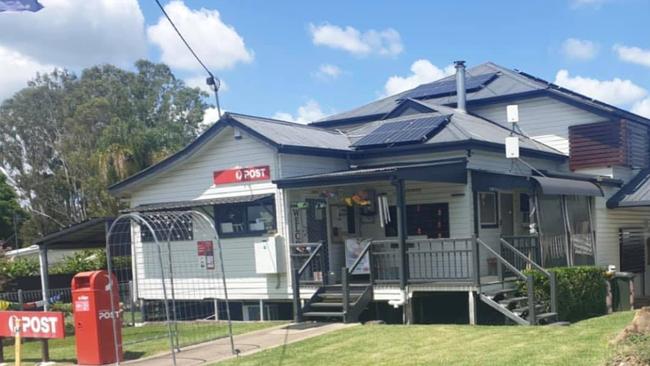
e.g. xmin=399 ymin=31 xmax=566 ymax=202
xmin=298 ymin=243 xmax=324 ymax=276
xmin=500 ymin=238 xmax=557 ymax=315
xmin=499 ymin=238 xmax=549 ymax=276
xmin=348 ymin=240 xmax=373 ymax=275
xmin=476 ymin=238 xmax=526 ymax=280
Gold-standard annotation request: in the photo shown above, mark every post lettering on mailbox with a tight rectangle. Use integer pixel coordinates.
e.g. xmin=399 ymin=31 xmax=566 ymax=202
xmin=213 ymin=166 xmax=270 ymax=185
xmin=0 ymin=311 xmax=65 ymax=339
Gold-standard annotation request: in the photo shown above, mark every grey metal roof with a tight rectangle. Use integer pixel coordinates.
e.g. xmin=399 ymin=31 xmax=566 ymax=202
xmin=345 ymin=102 xmax=562 ymax=155
xmin=35 ymin=217 xmax=113 ymax=249
xmin=127 ymin=194 xmax=273 ymax=212
xmin=228 ymin=113 xmax=352 ymax=151
xmin=314 ymin=62 xmax=650 ymax=126
xmin=607 ymin=169 xmax=650 ymax=208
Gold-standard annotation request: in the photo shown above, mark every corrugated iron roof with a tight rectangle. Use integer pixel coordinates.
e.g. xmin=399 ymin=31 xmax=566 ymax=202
xmin=607 ymin=168 xmax=650 ymax=208
xmin=127 ymin=194 xmax=274 ymax=212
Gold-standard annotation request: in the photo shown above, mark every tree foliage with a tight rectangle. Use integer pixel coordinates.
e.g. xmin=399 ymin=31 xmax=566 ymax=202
xmin=0 ymin=60 xmax=209 ymax=244
xmin=0 ymin=172 xmax=27 ymax=245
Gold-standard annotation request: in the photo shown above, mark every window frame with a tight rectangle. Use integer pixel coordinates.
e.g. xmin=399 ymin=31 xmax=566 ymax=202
xmin=478 ymin=191 xmax=498 ymax=228
xmin=214 ymin=196 xmax=277 ymax=238
xmin=384 ymin=203 xmax=450 ymax=239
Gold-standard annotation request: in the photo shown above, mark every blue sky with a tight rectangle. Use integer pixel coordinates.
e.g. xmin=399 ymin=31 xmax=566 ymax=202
xmin=1 ymin=0 xmax=650 ymax=122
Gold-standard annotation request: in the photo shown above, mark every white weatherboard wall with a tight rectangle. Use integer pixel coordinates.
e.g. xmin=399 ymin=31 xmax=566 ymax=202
xmin=471 ymin=96 xmax=605 ymax=155
xmin=129 ymin=127 xmax=292 ymax=301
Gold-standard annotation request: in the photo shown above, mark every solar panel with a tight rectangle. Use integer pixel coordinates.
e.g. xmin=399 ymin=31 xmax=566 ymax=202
xmin=351 ymin=115 xmax=450 ymax=148
xmin=400 ymin=72 xmax=498 ymax=100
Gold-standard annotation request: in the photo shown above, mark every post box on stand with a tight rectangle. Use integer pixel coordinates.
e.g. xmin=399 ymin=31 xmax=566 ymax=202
xmin=72 ymin=270 xmax=123 ymax=365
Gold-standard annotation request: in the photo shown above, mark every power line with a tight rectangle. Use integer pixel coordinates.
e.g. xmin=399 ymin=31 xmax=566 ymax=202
xmin=154 ymin=0 xmax=222 ymax=118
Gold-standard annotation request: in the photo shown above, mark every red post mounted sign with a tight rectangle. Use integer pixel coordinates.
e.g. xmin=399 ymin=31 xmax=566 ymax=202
xmin=213 ymin=165 xmax=270 ymax=185
xmin=0 ymin=311 xmax=65 ymax=339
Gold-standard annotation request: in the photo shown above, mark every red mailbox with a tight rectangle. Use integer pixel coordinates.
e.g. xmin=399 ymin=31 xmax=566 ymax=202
xmin=72 ymin=270 xmax=123 ymax=365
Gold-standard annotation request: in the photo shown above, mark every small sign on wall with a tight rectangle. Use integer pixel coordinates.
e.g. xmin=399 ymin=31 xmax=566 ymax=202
xmin=197 ymin=241 xmax=215 ymax=270
xmin=213 ymin=166 xmax=270 ymax=185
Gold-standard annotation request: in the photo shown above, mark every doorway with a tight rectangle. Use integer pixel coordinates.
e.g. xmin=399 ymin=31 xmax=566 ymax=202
xmin=500 ymin=193 xmax=514 ymax=237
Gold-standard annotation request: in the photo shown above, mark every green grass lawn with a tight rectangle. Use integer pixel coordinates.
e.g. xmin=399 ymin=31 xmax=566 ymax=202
xmin=219 ymin=312 xmax=636 ymax=366
xmin=2 ymin=321 xmax=281 ymax=364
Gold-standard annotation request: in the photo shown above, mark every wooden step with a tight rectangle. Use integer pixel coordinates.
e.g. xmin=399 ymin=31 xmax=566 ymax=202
xmin=512 ymin=304 xmax=544 ymax=315
xmin=499 ymin=296 xmax=528 ymax=306
xmin=303 ymin=311 xmax=345 ymax=318
xmin=318 ymin=292 xmax=362 ymax=299
xmin=310 ymin=302 xmax=345 ymax=308
xmin=535 ymin=312 xmax=558 ymax=324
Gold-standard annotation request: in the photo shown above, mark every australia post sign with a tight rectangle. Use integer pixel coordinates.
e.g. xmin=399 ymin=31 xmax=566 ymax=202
xmin=0 ymin=311 xmax=65 ymax=339
xmin=213 ymin=165 xmax=270 ymax=185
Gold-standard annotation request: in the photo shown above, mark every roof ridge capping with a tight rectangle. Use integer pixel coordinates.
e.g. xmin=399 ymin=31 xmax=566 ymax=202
xmin=225 ymin=111 xmax=345 ymax=134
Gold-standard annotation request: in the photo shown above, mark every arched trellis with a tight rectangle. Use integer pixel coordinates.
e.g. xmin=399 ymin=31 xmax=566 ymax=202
xmin=105 ymin=210 xmax=235 ymax=366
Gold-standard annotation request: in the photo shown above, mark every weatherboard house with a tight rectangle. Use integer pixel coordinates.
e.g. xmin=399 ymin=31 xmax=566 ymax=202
xmin=109 ymin=61 xmax=650 ymax=324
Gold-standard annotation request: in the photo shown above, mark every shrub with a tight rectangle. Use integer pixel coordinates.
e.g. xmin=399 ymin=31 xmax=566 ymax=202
xmin=49 ymin=249 xmax=108 ymax=275
xmin=0 ymin=257 xmax=40 ymax=279
xmin=518 ymin=266 xmax=607 ymax=323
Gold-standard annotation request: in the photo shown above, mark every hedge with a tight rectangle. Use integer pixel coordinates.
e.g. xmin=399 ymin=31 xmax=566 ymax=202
xmin=518 ymin=266 xmax=608 ymax=323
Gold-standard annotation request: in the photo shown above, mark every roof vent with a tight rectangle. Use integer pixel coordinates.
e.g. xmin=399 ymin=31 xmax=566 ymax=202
xmin=454 ymin=60 xmax=467 ymax=112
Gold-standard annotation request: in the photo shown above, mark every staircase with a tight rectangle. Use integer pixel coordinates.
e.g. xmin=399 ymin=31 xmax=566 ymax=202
xmin=302 ymin=283 xmax=373 ymax=323
xmin=476 ymin=238 xmax=561 ymax=326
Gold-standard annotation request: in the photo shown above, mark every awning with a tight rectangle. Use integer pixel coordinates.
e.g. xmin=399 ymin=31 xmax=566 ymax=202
xmin=35 ymin=217 xmax=113 ymax=249
xmin=607 ymin=168 xmax=650 ymax=208
xmin=531 ymin=176 xmax=603 ymax=196
xmin=127 ymin=194 xmax=274 ymax=213
xmin=273 ymin=158 xmax=467 ymax=189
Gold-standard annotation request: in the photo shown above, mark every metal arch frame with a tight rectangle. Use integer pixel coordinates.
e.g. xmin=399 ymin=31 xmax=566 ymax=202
xmin=163 ymin=210 xmax=235 ymax=356
xmin=106 ymin=212 xmax=176 ymax=366
xmin=106 ymin=210 xmax=236 ymax=366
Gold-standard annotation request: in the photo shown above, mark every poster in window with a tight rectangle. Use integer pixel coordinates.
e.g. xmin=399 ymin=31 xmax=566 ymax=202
xmin=197 ymin=240 xmax=215 ymax=270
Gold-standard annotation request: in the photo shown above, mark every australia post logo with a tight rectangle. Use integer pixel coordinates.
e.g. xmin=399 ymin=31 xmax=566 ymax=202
xmin=213 ymin=165 xmax=270 ymax=185
xmin=0 ymin=311 xmax=65 ymax=339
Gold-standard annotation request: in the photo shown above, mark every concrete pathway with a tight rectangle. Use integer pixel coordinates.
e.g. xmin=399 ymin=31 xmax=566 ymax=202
xmin=122 ymin=322 xmax=356 ymax=366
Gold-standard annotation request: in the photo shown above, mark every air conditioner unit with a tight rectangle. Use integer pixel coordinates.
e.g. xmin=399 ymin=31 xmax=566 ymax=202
xmin=254 ymin=234 xmax=283 ymax=274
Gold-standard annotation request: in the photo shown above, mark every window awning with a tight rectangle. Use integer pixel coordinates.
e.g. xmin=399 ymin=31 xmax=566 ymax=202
xmin=607 ymin=168 xmax=650 ymax=208
xmin=531 ymin=176 xmax=603 ymax=196
xmin=273 ymin=158 xmax=467 ymax=189
xmin=126 ymin=194 xmax=274 ymax=213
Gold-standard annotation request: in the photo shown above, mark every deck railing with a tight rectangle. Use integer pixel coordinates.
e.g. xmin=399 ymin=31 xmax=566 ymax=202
xmin=369 ymin=237 xmax=476 ymax=283
xmin=289 ymin=242 xmax=325 ymax=322
xmin=500 ymin=235 xmax=540 ymax=274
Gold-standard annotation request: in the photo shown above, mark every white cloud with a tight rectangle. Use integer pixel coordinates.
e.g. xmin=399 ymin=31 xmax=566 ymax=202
xmin=185 ymin=75 xmax=228 ymax=94
xmin=309 ymin=23 xmax=403 ymax=57
xmin=554 ymin=69 xmax=647 ymax=106
xmin=315 ymin=64 xmax=342 ymax=80
xmin=147 ymin=1 xmax=253 ymax=72
xmin=613 ymin=44 xmax=650 ymax=68
xmin=561 ymin=38 xmax=598 ymax=60
xmin=0 ymin=0 xmax=146 ymax=67
xmin=199 ymin=107 xmax=222 ymax=131
xmin=273 ymin=100 xmax=326 ymax=124
xmin=633 ymin=98 xmax=650 ymax=118
xmin=0 ymin=46 xmax=56 ymax=100
xmin=383 ymin=60 xmax=455 ymax=97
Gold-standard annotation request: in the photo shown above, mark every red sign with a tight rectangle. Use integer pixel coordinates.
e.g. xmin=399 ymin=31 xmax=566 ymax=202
xmin=213 ymin=165 xmax=270 ymax=185
xmin=197 ymin=240 xmax=215 ymax=270
xmin=0 ymin=311 xmax=65 ymax=339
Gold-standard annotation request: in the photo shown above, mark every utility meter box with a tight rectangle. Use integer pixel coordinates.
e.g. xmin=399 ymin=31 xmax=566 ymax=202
xmin=72 ymin=270 xmax=123 ymax=365
xmin=254 ymin=235 xmax=283 ymax=274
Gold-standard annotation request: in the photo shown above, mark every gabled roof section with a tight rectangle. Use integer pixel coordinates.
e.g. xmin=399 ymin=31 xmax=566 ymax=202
xmin=108 ymin=112 xmax=352 ymax=196
xmin=314 ymin=62 xmax=650 ymax=127
xmin=607 ymin=168 xmax=650 ymax=208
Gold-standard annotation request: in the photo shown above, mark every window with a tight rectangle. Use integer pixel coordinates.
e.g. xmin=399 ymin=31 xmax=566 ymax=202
xmin=479 ymin=192 xmax=497 ymax=227
xmin=520 ymin=193 xmax=530 ymax=224
xmin=215 ymin=196 xmax=276 ymax=237
xmin=384 ymin=203 xmax=450 ymax=238
xmin=141 ymin=213 xmax=193 ymax=242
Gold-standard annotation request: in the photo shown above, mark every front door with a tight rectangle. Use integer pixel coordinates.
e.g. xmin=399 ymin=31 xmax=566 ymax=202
xmin=306 ymin=198 xmax=328 ymax=282
xmin=646 ymin=238 xmax=650 ymax=296
xmin=500 ymin=193 xmax=514 ymax=237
